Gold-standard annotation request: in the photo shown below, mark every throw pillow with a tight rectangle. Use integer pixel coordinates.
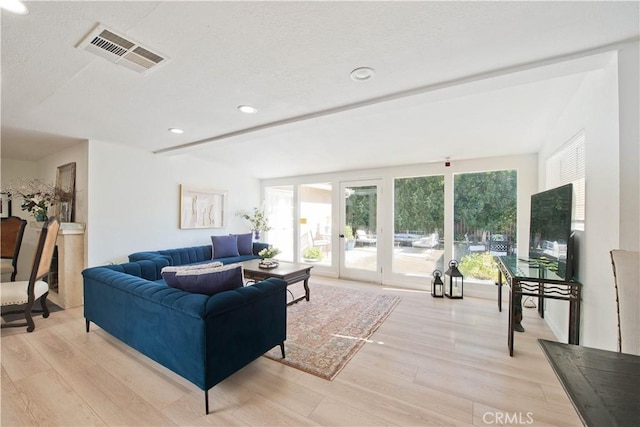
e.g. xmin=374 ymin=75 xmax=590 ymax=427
xmin=161 ymin=261 xmax=223 ymax=287
xmin=172 ymin=264 xmax=244 ymax=296
xmin=233 ymin=233 xmax=253 ymax=255
xmin=211 ymin=235 xmax=240 ymax=259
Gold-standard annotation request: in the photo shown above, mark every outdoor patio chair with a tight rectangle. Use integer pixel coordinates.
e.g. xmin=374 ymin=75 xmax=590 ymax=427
xmin=356 ymin=229 xmax=377 ymax=246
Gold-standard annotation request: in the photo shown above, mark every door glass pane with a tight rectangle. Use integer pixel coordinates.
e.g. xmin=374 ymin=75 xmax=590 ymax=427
xmin=453 ymin=170 xmax=517 ymax=282
xmin=300 ymin=183 xmax=332 ymax=266
xmin=345 ymin=185 xmax=377 ymax=271
xmin=393 ymin=176 xmax=445 ymax=276
xmin=265 ymin=185 xmax=294 ymax=262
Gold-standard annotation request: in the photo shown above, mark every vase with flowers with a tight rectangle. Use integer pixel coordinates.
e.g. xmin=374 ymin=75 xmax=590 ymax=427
xmin=2 ymin=179 xmax=63 ymax=221
xmin=258 ymin=245 xmax=281 ymax=259
xmin=237 ymin=206 xmax=272 ymax=240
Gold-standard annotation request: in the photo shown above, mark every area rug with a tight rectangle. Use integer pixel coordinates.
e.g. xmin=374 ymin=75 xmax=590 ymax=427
xmin=264 ymin=283 xmax=401 ymax=380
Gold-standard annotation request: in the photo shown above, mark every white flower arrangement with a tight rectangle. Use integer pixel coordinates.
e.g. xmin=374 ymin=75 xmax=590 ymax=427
xmin=258 ymin=245 xmax=281 ymax=259
xmin=1 ymin=178 xmax=67 ymax=220
xmin=237 ymin=206 xmax=272 ymax=232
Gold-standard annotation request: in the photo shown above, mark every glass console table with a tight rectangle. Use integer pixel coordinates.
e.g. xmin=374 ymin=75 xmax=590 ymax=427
xmin=495 ymin=256 xmax=582 ymax=356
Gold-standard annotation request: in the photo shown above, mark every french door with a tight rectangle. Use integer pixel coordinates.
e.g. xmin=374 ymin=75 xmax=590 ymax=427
xmin=339 ymin=180 xmax=382 ymax=283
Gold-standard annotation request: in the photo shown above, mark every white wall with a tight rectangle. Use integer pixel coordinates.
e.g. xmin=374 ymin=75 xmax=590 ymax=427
xmin=538 ymin=46 xmax=638 ymax=351
xmin=617 ymin=41 xmax=640 ymax=251
xmin=86 ymin=140 xmax=261 ymax=266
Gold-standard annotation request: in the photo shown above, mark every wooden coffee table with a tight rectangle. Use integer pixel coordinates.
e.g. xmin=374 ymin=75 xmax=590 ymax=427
xmin=241 ymin=259 xmax=312 ymax=305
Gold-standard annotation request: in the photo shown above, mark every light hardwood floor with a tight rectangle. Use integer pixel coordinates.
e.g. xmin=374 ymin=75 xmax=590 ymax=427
xmin=1 ymin=277 xmax=582 ymax=426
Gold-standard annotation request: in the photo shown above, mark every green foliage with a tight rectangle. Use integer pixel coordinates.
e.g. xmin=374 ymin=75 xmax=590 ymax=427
xmin=303 ymin=247 xmax=323 ymax=260
xmin=453 ymin=170 xmax=517 ymax=235
xmin=345 ymin=186 xmax=377 ymax=233
xmin=344 ymin=225 xmax=354 ymax=239
xmin=458 ymin=252 xmax=499 ymax=281
xmin=394 ymin=176 xmax=444 ymax=233
xmin=237 ymin=206 xmax=271 ymax=232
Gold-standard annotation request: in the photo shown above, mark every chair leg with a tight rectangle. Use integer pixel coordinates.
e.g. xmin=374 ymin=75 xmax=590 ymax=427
xmin=24 ymin=300 xmax=35 ymax=333
xmin=40 ymin=292 xmax=50 ymax=318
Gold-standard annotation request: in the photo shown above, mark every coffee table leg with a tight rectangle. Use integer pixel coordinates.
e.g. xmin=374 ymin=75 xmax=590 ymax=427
xmin=303 ymin=278 xmax=310 ymax=301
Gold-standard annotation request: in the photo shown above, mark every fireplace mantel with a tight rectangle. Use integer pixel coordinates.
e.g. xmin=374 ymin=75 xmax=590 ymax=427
xmin=30 ymin=221 xmax=86 ymax=308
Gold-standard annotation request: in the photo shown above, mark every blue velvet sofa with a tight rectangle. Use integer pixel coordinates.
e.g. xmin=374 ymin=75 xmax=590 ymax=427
xmin=129 ymin=242 xmax=269 ymax=266
xmin=82 ymin=257 xmax=287 ymax=414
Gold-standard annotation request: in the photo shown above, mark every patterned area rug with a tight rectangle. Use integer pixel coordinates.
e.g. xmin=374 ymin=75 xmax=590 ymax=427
xmin=264 ymin=283 xmax=401 ymax=381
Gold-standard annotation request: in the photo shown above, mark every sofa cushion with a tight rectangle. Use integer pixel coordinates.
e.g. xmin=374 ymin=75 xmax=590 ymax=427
xmin=172 ymin=264 xmax=244 ymax=296
xmin=233 ymin=233 xmax=253 ymax=256
xmin=161 ymin=261 xmax=224 ymax=287
xmin=211 ymin=235 xmax=239 ymax=259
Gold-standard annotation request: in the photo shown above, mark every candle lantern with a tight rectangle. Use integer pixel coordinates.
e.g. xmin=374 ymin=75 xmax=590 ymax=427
xmin=431 ymin=269 xmax=444 ymax=297
xmin=444 ymin=260 xmax=464 ymax=299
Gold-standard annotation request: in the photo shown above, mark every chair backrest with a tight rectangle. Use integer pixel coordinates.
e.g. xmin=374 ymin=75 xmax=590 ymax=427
xmin=1 ymin=216 xmax=27 ymax=259
xmin=610 ymin=249 xmax=640 ymax=355
xmin=30 ymin=217 xmax=60 ymax=283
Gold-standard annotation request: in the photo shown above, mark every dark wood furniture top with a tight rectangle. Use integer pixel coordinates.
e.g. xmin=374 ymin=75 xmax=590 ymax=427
xmin=241 ymin=260 xmax=312 ymax=305
xmin=538 ymin=339 xmax=640 ymax=427
xmin=496 ymin=256 xmax=582 ymax=356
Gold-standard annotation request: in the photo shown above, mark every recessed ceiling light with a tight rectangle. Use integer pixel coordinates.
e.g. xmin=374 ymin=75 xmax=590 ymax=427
xmin=0 ymin=0 xmax=29 ymax=15
xmin=237 ymin=105 xmax=258 ymax=114
xmin=350 ymin=67 xmax=375 ymax=82
xmin=168 ymin=128 xmax=184 ymax=134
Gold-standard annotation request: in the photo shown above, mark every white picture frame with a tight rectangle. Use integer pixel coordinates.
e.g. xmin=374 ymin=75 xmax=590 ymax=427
xmin=180 ymin=185 xmax=227 ymax=229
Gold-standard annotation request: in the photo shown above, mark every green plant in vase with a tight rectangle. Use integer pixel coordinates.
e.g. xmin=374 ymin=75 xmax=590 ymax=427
xmin=2 ymin=178 xmax=58 ymax=221
xmin=303 ymin=247 xmax=323 ymax=262
xmin=344 ymin=225 xmax=356 ymax=250
xmin=237 ymin=206 xmax=271 ymax=240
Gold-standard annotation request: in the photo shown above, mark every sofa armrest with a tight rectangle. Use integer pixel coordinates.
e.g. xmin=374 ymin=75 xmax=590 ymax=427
xmin=252 ymin=242 xmax=269 ymax=256
xmin=203 ymin=278 xmax=287 ymax=388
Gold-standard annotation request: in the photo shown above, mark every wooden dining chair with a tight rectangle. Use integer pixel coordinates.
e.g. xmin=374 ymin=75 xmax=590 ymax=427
xmin=610 ymin=249 xmax=640 ymax=355
xmin=1 ymin=216 xmax=27 ymax=281
xmin=1 ymin=217 xmax=60 ymax=332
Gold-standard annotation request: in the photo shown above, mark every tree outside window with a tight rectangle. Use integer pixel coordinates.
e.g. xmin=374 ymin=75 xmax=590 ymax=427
xmin=454 ymin=170 xmax=517 ymax=281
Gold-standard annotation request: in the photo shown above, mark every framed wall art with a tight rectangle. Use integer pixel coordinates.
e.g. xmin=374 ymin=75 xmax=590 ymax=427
xmin=180 ymin=185 xmax=227 ymax=229
xmin=54 ymin=162 xmax=76 ymax=222
xmin=0 ymin=193 xmax=11 ymax=218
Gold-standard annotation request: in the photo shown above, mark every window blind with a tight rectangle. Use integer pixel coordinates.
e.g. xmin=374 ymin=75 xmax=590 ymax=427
xmin=546 ymin=130 xmax=585 ymax=229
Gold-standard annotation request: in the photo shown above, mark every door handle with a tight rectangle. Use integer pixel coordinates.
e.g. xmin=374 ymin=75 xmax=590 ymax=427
xmin=339 ymin=234 xmax=345 ymax=238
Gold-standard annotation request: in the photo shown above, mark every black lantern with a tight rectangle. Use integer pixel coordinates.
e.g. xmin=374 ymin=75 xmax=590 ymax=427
xmin=431 ymin=269 xmax=444 ymax=297
xmin=444 ymin=260 xmax=464 ymax=299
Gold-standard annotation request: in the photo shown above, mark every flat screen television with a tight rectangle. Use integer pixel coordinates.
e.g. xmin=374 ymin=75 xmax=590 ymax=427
xmin=528 ymin=183 xmax=575 ymax=280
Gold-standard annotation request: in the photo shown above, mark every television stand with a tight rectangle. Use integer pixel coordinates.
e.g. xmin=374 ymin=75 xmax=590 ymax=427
xmin=495 ymin=256 xmax=581 ymax=356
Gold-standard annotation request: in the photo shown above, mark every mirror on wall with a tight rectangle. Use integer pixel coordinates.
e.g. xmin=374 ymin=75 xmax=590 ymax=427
xmin=54 ymin=162 xmax=76 ymax=222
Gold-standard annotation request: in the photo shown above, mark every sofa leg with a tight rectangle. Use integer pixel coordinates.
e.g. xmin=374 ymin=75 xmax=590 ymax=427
xmin=280 ymin=342 xmax=285 ymax=358
xmin=85 ymin=319 xmax=90 ymax=333
xmin=205 ymin=390 xmax=209 ymax=415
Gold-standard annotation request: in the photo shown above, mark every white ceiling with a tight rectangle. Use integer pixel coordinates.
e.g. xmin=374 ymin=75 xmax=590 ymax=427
xmin=1 ymin=1 xmax=638 ymax=178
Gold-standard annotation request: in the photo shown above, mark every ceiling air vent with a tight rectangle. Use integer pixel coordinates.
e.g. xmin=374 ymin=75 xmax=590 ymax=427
xmin=76 ymin=25 xmax=169 ymax=75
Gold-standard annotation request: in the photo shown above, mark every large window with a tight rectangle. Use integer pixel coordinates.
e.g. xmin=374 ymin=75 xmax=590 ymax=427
xmin=453 ymin=170 xmax=517 ymax=282
xmin=264 ymin=186 xmax=294 ymax=262
xmin=393 ymin=176 xmax=445 ymax=276
xmin=299 ymin=183 xmax=332 ymax=266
